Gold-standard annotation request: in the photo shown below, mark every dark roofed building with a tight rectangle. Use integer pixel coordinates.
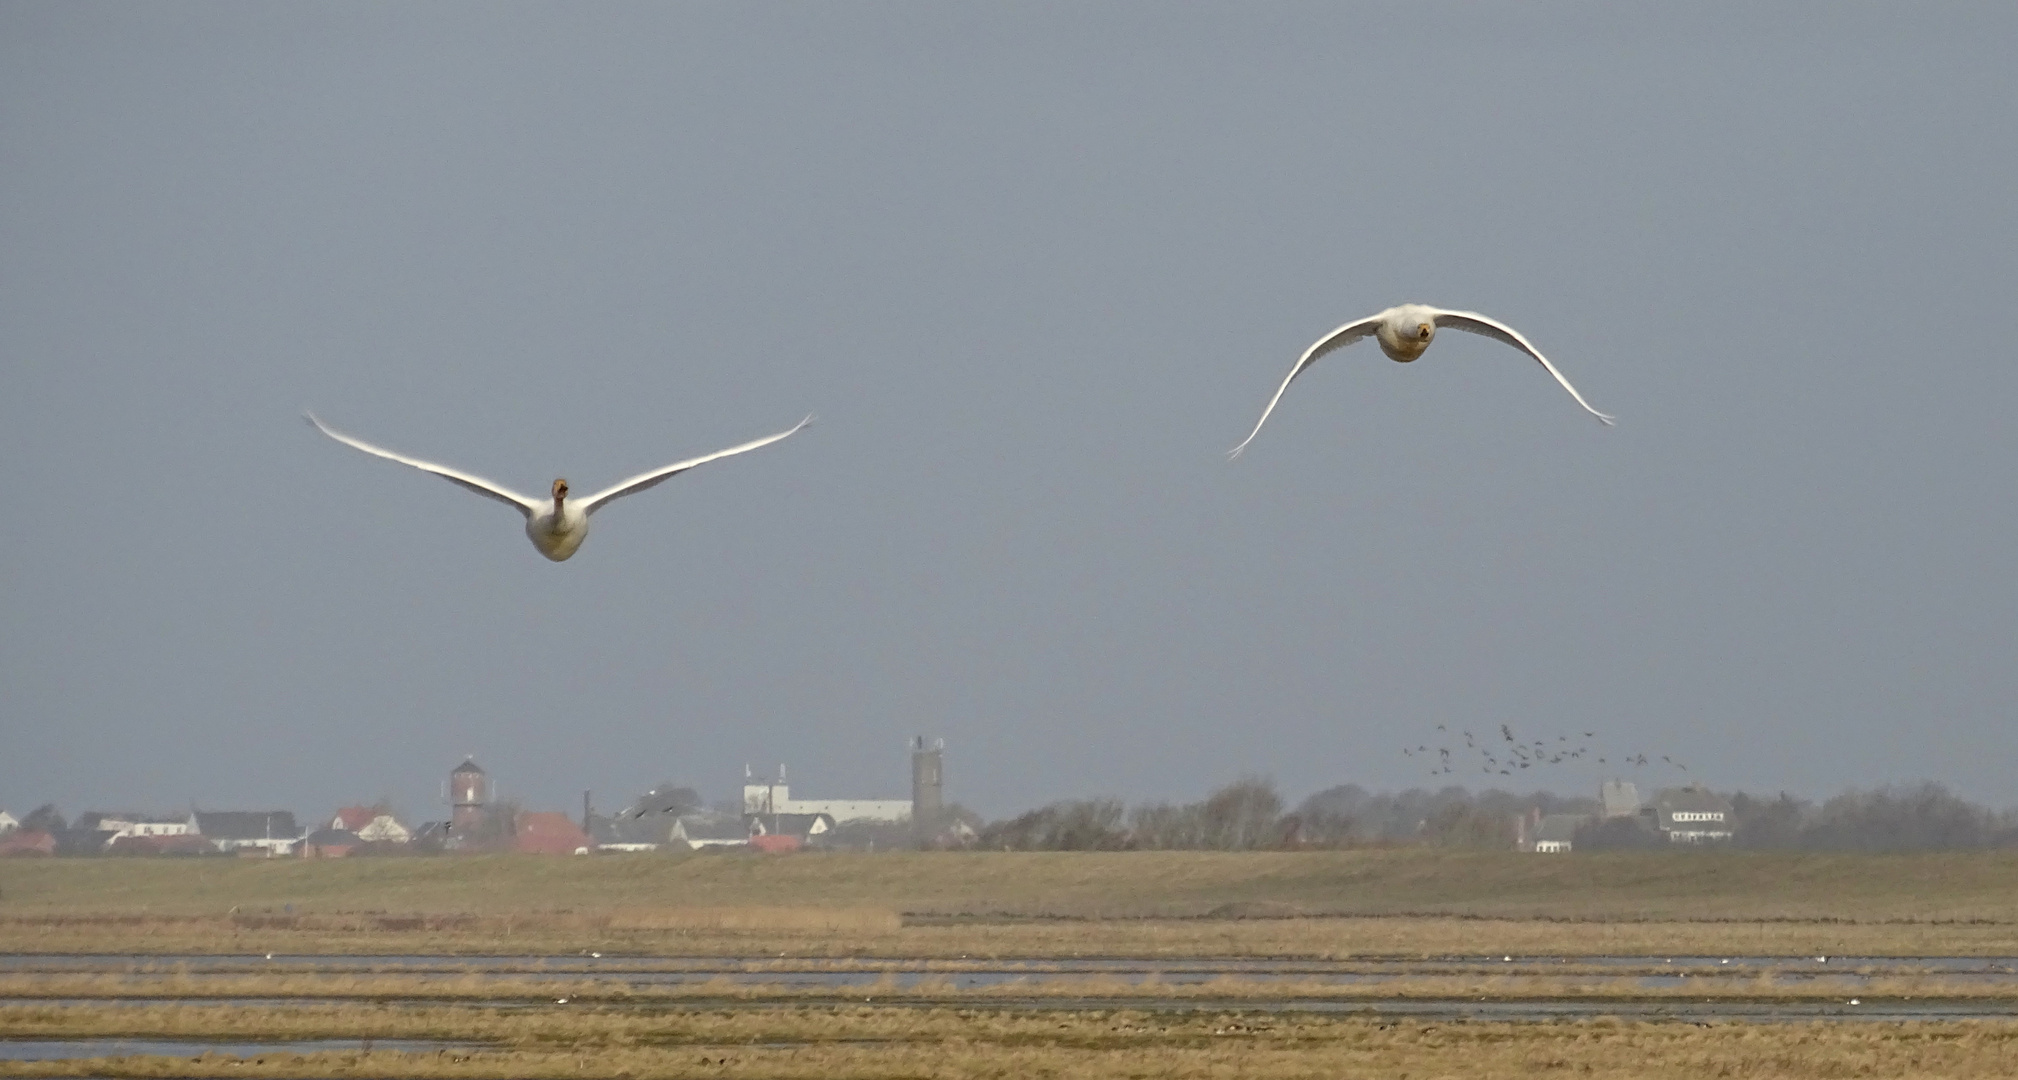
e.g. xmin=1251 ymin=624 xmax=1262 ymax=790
xmin=1644 ymin=786 xmax=1735 ymax=844
xmin=107 ymin=833 xmax=214 ymax=856
xmin=300 ymin=828 xmax=361 ymax=858
xmin=589 ymin=812 xmax=672 ymax=851
xmin=1531 ymin=814 xmax=1588 ymax=853
xmin=670 ymin=813 xmax=752 ymax=850
xmin=754 ymin=812 xmax=834 ymax=843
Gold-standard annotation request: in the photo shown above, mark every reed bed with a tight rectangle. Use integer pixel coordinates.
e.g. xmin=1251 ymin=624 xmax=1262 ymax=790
xmin=1 ymin=1005 xmax=2016 ymax=1079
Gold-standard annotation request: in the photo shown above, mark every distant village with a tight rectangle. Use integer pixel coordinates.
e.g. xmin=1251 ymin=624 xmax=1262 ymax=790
xmin=4 ymin=737 xmax=2003 ymax=857
xmin=0 ymin=730 xmax=1762 ymax=858
xmin=0 ymin=738 xmax=971 ymax=859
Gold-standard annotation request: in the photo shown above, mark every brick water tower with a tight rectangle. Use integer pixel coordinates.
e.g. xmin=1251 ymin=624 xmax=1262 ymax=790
xmin=450 ymin=758 xmax=489 ymax=832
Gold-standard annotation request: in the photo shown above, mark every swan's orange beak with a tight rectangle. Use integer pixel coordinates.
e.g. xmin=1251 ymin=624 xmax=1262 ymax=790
xmin=552 ymin=479 xmax=569 ymax=501
xmin=1417 ymin=323 xmax=1431 ymax=340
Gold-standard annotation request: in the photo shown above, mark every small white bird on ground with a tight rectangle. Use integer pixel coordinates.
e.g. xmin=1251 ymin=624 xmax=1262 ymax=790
xmin=1230 ymin=304 xmax=1613 ymax=457
xmin=307 ymin=413 xmax=810 ymax=561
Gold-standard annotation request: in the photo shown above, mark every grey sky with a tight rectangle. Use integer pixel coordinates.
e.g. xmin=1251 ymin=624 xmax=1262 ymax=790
xmin=3 ymin=3 xmax=2014 ymax=822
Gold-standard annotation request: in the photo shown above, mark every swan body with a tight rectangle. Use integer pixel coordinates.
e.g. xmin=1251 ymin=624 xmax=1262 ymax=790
xmin=1230 ymin=304 xmax=1612 ymax=457
xmin=307 ymin=413 xmax=810 ymax=561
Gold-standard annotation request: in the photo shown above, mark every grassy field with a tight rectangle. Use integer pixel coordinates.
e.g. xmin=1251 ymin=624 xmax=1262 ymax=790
xmin=3 ymin=847 xmax=2017 ymax=960
xmin=8 ymin=849 xmax=2018 ymax=919
xmin=4 ymin=850 xmax=2018 ymax=957
xmin=1 ymin=1003 xmax=2016 ymax=1079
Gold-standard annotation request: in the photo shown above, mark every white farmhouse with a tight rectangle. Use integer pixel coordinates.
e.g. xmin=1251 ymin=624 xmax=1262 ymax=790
xmin=1645 ymin=786 xmax=1735 ymax=843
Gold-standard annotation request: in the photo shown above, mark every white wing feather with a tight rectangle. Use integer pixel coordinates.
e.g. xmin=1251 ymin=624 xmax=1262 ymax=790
xmin=305 ymin=413 xmax=542 ymax=517
xmin=1430 ymin=310 xmax=1615 ymax=424
xmin=1229 ymin=315 xmax=1384 ymax=458
xmin=577 ymin=416 xmax=813 ymax=515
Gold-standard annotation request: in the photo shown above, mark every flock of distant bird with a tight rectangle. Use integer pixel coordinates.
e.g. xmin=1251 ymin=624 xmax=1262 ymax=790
xmin=308 ymin=303 xmax=1611 ymax=560
xmin=1402 ymin=722 xmax=1689 ymax=780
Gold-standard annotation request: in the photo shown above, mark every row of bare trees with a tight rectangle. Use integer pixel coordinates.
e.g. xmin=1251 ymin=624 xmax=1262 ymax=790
xmin=978 ymin=780 xmax=2018 ymax=852
xmin=975 ymin=779 xmax=1297 ymax=851
xmin=976 ymin=778 xmax=1578 ymax=851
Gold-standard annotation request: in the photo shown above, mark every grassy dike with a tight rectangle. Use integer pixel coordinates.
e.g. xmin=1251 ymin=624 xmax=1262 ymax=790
xmin=6 ymin=849 xmax=2018 ymax=919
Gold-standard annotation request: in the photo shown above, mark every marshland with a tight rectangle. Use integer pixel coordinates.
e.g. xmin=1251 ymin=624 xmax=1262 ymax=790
xmin=4 ymin=853 xmax=2018 ymax=1076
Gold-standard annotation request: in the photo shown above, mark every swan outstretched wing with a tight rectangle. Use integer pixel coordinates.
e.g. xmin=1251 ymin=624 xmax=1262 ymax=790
xmin=1229 ymin=315 xmax=1384 ymax=458
xmin=305 ymin=413 xmax=542 ymax=517
xmin=1430 ymin=310 xmax=1615 ymax=424
xmin=577 ymin=416 xmax=812 ymax=515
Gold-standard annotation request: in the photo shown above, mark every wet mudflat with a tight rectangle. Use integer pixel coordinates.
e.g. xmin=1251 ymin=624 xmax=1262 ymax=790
xmin=3 ymin=1001 xmax=2017 ymax=1080
xmin=5 ymin=953 xmax=2018 ymax=1025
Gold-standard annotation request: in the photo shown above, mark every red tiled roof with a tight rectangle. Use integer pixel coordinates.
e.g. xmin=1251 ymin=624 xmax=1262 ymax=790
xmin=513 ymin=812 xmax=590 ymax=856
xmin=0 ymin=831 xmax=56 ymax=857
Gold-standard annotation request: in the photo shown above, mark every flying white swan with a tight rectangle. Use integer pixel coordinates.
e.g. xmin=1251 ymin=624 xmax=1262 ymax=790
xmin=1230 ymin=304 xmax=1613 ymax=457
xmin=306 ymin=412 xmax=810 ymax=561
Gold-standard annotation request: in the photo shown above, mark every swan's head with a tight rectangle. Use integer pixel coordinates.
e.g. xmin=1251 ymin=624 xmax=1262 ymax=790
xmin=551 ymin=478 xmax=569 ymax=502
xmin=1378 ymin=306 xmax=1438 ymax=362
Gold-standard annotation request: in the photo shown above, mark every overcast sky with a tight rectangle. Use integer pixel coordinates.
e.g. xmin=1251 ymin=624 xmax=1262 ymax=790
xmin=4 ymin=3 xmax=2015 ymax=823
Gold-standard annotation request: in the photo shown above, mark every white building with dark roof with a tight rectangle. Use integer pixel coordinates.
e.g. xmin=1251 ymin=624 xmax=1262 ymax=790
xmin=1644 ymin=786 xmax=1735 ymax=844
xmin=1530 ymin=814 xmax=1587 ymax=853
xmin=195 ymin=811 xmax=302 ymax=856
xmin=670 ymin=814 xmax=753 ymax=850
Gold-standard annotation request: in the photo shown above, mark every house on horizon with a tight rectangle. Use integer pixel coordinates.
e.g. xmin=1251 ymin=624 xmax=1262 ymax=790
xmin=670 ymin=813 xmax=752 ymax=851
xmin=77 ymin=812 xmax=195 ymax=851
xmin=741 ymin=766 xmax=910 ymax=831
xmin=194 ymin=811 xmax=301 ymax=857
xmin=751 ymin=812 xmax=834 ymax=843
xmin=331 ymin=807 xmax=411 ymax=845
xmin=0 ymin=830 xmax=55 ymax=857
xmin=512 ymin=811 xmax=590 ymax=856
xmin=300 ymin=828 xmax=361 ymax=858
xmin=1644 ymin=786 xmax=1735 ymax=844
xmin=107 ymin=832 xmax=214 ymax=856
xmin=0 ymin=811 xmax=18 ymax=835
xmin=588 ymin=813 xmax=671 ymax=852
xmin=1515 ymin=808 xmax=1592 ymax=853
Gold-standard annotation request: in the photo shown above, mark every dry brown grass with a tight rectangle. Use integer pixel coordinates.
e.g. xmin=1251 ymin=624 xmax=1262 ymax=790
xmin=0 ymin=1004 xmax=2016 ymax=1079
xmin=7 ymin=850 xmax=2018 ymax=960
xmin=5 ymin=910 xmax=2017 ymax=960
xmin=2 ymin=964 xmax=2015 ymax=1004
